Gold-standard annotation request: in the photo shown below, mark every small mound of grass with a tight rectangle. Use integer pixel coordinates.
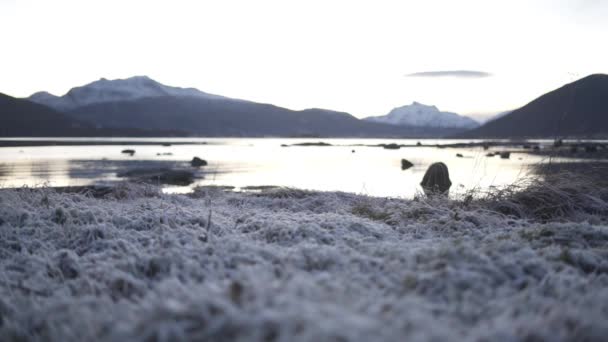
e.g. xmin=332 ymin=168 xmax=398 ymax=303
xmin=476 ymin=169 xmax=608 ymax=221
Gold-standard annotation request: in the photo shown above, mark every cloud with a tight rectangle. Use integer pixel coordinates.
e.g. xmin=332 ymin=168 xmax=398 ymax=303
xmin=406 ymin=70 xmax=492 ymax=78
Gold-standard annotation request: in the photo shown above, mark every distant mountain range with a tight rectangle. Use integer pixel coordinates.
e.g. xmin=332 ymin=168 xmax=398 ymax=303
xmin=3 ymin=74 xmax=607 ymax=138
xmin=6 ymin=76 xmax=468 ymax=138
xmin=364 ymin=101 xmax=479 ymax=129
xmin=459 ymin=74 xmax=608 ymax=138
xmin=63 ymin=95 xmax=462 ymax=137
xmin=28 ymin=76 xmax=230 ymax=111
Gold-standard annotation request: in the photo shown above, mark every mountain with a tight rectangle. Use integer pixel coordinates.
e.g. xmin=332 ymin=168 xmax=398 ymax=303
xmin=458 ymin=74 xmax=608 ymax=138
xmin=22 ymin=76 xmax=461 ymax=138
xmin=0 ymin=93 xmax=183 ymax=137
xmin=0 ymin=92 xmax=90 ymax=136
xmin=65 ymin=96 xmax=460 ymax=137
xmin=28 ymin=76 xmax=228 ymax=111
xmin=364 ymin=102 xmax=479 ymax=129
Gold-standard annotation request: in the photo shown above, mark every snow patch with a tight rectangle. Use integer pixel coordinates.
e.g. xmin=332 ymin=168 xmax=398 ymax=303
xmin=27 ymin=76 xmax=229 ymax=111
xmin=365 ymin=102 xmax=480 ymax=129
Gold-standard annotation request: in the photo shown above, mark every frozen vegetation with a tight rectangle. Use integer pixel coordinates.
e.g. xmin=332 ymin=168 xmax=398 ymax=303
xmin=1 ymin=177 xmax=608 ymax=341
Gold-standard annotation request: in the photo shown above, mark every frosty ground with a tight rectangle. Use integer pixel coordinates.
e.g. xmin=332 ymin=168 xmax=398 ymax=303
xmin=1 ymin=179 xmax=608 ymax=341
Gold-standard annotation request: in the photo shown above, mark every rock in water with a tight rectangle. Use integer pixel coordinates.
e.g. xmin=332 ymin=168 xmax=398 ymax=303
xmin=420 ymin=162 xmax=451 ymax=196
xmin=500 ymin=152 xmax=511 ymax=159
xmin=121 ymin=149 xmax=135 ymax=156
xmin=382 ymin=143 xmax=400 ymax=150
xmin=456 ymin=153 xmax=463 ymax=158
xmin=191 ymin=157 xmax=208 ymax=167
xmin=401 ymin=159 xmax=414 ymax=170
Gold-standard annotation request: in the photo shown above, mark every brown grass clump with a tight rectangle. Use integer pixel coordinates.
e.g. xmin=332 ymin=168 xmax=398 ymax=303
xmin=475 ymin=168 xmax=608 ymax=221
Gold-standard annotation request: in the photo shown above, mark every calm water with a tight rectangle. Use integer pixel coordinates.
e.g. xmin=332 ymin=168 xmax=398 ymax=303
xmin=0 ymin=137 xmax=561 ymax=198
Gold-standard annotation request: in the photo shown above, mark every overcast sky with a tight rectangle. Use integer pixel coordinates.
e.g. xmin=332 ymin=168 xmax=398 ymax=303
xmin=1 ymin=0 xmax=607 ymax=120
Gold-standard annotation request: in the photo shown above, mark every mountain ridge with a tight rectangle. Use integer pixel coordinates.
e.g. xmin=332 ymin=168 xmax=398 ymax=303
xmin=66 ymin=95 xmax=463 ymax=137
xmin=18 ymin=75 xmax=468 ymax=137
xmin=364 ymin=101 xmax=479 ymax=129
xmin=0 ymin=92 xmax=183 ymax=137
xmin=27 ymin=76 xmax=230 ymax=111
xmin=457 ymin=74 xmax=608 ymax=138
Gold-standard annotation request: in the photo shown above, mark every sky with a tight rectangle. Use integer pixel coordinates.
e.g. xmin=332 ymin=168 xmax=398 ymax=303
xmin=1 ymin=0 xmax=607 ymax=121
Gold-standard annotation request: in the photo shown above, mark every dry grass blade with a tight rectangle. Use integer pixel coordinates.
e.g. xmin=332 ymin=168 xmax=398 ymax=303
xmin=476 ymin=169 xmax=608 ymax=220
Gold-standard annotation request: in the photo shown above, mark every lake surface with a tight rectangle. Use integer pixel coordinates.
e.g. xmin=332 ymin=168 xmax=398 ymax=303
xmin=0 ymin=137 xmax=566 ymax=198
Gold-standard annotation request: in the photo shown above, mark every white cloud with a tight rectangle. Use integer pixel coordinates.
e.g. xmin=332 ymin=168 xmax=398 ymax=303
xmin=406 ymin=71 xmax=492 ymax=78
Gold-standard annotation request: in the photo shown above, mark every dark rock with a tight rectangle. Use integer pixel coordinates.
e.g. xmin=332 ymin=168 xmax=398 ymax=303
xmin=553 ymin=139 xmax=563 ymax=147
xmin=500 ymin=152 xmax=511 ymax=159
xmin=191 ymin=157 xmax=208 ymax=167
xmin=420 ymin=162 xmax=451 ymax=196
xmin=121 ymin=149 xmax=135 ymax=156
xmin=533 ymin=145 xmax=540 ymax=150
xmin=486 ymin=152 xmax=495 ymax=157
xmin=352 ymin=150 xmax=355 ymax=153
xmin=522 ymin=144 xmax=531 ymax=149
xmin=290 ymin=142 xmax=332 ymax=147
xmin=416 ymin=142 xmax=422 ymax=146
xmin=401 ymin=159 xmax=414 ymax=170
xmin=382 ymin=143 xmax=400 ymax=150
xmin=456 ymin=153 xmax=464 ymax=158
xmin=161 ymin=143 xmax=171 ymax=147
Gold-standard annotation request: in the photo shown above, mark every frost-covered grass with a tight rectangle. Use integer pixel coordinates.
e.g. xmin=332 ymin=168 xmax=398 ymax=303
xmin=1 ymin=181 xmax=608 ymax=341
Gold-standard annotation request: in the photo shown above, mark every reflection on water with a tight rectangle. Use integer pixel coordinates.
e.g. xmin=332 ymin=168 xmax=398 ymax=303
xmin=0 ymin=138 xmax=566 ymax=197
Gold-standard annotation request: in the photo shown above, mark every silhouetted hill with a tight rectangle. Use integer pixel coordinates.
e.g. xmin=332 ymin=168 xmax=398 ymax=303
xmin=0 ymin=93 xmax=182 ymax=137
xmin=22 ymin=76 xmax=465 ymax=138
xmin=67 ymin=96 xmax=463 ymax=137
xmin=458 ymin=74 xmax=608 ymax=138
xmin=0 ymin=93 xmax=93 ymax=136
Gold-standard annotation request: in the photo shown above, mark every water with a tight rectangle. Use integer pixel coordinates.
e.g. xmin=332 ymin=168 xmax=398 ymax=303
xmin=0 ymin=137 xmax=557 ymax=197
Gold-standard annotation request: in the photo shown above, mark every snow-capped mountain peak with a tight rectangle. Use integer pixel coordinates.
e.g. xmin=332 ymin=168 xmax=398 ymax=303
xmin=364 ymin=101 xmax=479 ymax=129
xmin=27 ymin=76 xmax=228 ymax=111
